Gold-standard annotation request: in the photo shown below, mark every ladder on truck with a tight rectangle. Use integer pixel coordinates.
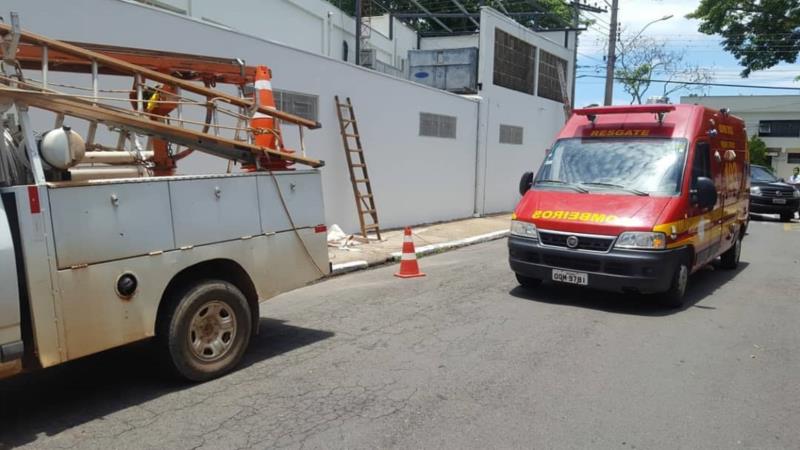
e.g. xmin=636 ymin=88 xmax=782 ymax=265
xmin=334 ymin=96 xmax=381 ymax=240
xmin=0 ymin=16 xmax=323 ymax=185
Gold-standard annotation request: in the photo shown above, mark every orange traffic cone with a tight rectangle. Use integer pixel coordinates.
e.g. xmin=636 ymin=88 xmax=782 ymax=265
xmin=248 ymin=65 xmax=294 ymax=171
xmin=395 ymin=227 xmax=426 ymax=278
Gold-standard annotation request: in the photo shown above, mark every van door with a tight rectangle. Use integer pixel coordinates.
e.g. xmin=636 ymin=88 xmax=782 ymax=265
xmin=689 ymin=140 xmax=723 ymax=267
xmin=0 ymin=196 xmax=21 ymax=362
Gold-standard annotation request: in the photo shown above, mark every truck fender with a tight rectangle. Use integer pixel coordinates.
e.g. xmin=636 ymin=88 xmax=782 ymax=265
xmin=156 ymin=259 xmax=260 ymax=337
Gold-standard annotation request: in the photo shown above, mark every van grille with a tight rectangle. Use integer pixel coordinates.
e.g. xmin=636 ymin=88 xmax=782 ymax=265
xmin=759 ymin=187 xmax=796 ymax=198
xmin=539 ymin=231 xmax=614 ymax=252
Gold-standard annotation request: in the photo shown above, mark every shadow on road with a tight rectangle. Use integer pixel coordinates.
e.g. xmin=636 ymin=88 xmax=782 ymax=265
xmin=510 ymin=262 xmax=750 ymax=317
xmin=0 ymin=318 xmax=333 ymax=449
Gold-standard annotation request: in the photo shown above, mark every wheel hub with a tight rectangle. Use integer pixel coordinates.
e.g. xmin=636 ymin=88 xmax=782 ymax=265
xmin=188 ymin=301 xmax=237 ymax=362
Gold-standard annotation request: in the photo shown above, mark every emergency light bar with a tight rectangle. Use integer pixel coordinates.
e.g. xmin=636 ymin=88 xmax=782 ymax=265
xmin=575 ymin=105 xmax=676 ymax=125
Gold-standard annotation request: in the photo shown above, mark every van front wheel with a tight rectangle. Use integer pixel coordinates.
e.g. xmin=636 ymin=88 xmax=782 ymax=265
xmin=515 ymin=273 xmax=542 ymax=289
xmin=158 ymin=280 xmax=252 ymax=382
xmin=660 ymin=263 xmax=688 ymax=309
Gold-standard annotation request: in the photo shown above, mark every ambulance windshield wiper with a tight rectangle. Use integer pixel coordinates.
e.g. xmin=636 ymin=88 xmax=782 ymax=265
xmin=580 ymin=182 xmax=649 ymax=196
xmin=535 ymin=179 xmax=589 ymax=193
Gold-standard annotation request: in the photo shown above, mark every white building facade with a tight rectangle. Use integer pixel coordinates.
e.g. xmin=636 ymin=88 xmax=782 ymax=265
xmin=681 ymin=95 xmax=800 ymax=179
xmin=6 ymin=0 xmax=574 ymax=233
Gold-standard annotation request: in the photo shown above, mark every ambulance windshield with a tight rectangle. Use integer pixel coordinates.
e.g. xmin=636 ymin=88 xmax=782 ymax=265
xmin=535 ymin=138 xmax=688 ymax=196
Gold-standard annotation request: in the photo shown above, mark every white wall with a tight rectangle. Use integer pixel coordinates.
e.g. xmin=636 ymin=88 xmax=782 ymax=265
xmin=135 ymin=0 xmax=418 ymax=70
xmin=7 ymin=0 xmax=480 ymax=234
xmin=420 ymin=35 xmax=480 ymax=50
xmin=475 ymin=8 xmax=575 ymax=214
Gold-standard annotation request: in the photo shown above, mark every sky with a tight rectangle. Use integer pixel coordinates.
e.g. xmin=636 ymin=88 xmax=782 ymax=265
xmin=573 ymin=0 xmax=800 ymax=107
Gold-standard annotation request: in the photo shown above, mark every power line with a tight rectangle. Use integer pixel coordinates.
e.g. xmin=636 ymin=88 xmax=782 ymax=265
xmin=578 ymin=74 xmax=800 ymax=90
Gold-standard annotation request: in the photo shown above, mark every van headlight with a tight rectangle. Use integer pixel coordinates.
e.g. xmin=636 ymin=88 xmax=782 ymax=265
xmin=615 ymin=232 xmax=666 ymax=250
xmin=750 ymin=186 xmax=761 ymax=195
xmin=793 ymin=189 xmax=800 ymax=198
xmin=510 ymin=220 xmax=538 ymax=240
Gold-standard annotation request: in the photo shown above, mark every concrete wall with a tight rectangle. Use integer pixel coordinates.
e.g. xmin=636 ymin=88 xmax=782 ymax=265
xmin=475 ymin=8 xmax=575 ymax=214
xmin=680 ymin=95 xmax=800 ymax=178
xmin=420 ymin=35 xmax=480 ymax=51
xmin=134 ymin=0 xmax=415 ymax=69
xmin=7 ymin=0 xmax=479 ymax=234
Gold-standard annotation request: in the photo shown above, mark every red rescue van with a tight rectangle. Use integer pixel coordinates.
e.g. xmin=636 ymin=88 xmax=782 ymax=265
xmin=509 ymin=104 xmax=749 ymax=307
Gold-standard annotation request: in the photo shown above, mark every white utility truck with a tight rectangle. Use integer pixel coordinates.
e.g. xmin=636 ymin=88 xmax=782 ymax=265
xmin=0 ymin=18 xmax=329 ymax=381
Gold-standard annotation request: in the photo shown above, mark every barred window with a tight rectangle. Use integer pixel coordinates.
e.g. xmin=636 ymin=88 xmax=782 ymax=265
xmin=758 ymin=120 xmax=800 ymax=137
xmin=493 ymin=28 xmax=536 ymax=95
xmin=419 ymin=113 xmax=457 ymax=139
xmin=537 ymin=50 xmax=568 ymax=103
xmin=273 ymin=90 xmax=319 ymax=122
xmin=499 ymin=125 xmax=524 ymax=145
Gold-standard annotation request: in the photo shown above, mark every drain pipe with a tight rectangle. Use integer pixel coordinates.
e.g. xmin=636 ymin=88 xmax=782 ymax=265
xmin=472 ymin=96 xmax=484 ymax=217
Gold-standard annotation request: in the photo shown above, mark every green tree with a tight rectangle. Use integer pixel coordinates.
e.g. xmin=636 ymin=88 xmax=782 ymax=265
xmin=613 ymin=33 xmax=713 ymax=104
xmin=748 ymin=135 xmax=771 ymax=167
xmin=687 ymin=0 xmax=800 ymax=77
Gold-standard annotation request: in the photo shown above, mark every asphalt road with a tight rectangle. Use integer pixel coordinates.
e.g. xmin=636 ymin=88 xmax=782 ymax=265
xmin=1 ymin=217 xmax=799 ymax=450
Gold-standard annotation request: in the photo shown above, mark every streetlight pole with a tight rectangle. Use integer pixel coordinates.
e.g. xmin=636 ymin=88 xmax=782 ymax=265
xmin=603 ymin=11 xmax=673 ymax=106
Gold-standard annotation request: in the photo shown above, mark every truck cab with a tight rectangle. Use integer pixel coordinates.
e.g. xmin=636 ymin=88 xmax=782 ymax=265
xmin=509 ymin=104 xmax=749 ymax=307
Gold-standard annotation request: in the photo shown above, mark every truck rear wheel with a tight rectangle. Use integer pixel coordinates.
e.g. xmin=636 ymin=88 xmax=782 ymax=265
xmin=158 ymin=280 xmax=252 ymax=382
xmin=660 ymin=263 xmax=688 ymax=309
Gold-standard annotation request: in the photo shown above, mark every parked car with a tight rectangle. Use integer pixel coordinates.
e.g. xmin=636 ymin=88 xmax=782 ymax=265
xmin=749 ymin=165 xmax=800 ymax=222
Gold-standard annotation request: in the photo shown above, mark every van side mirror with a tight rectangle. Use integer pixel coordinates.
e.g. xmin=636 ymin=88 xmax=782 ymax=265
xmin=519 ymin=172 xmax=534 ymax=196
xmin=693 ymin=177 xmax=717 ymax=209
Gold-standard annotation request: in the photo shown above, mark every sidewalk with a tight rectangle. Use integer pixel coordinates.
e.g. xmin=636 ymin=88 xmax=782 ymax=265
xmin=329 ymin=213 xmax=512 ymax=274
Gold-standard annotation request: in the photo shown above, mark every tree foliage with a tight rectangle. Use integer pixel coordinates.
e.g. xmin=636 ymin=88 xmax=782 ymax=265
xmin=687 ymin=0 xmax=800 ymax=77
xmin=328 ymin=0 xmax=576 ymax=31
xmin=748 ymin=135 xmax=770 ymax=167
xmin=614 ymin=32 xmax=714 ymax=104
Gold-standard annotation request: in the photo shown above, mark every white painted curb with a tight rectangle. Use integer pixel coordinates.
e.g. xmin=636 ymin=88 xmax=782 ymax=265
xmin=330 ymin=229 xmax=509 ymax=275
xmin=330 ymin=260 xmax=369 ymax=275
xmin=390 ymin=229 xmax=510 ymax=260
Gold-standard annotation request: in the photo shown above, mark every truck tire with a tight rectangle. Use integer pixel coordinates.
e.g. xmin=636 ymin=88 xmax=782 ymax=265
xmin=719 ymin=234 xmax=742 ymax=270
xmin=660 ymin=262 xmax=689 ymax=309
xmin=158 ymin=280 xmax=252 ymax=382
xmin=515 ymin=273 xmax=542 ymax=289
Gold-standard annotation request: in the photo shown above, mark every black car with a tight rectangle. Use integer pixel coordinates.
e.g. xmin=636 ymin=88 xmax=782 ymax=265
xmin=749 ymin=164 xmax=799 ymax=222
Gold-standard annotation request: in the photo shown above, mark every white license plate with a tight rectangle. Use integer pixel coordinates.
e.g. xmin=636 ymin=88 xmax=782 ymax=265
xmin=773 ymin=198 xmax=787 ymax=204
xmin=552 ymin=269 xmax=588 ymax=285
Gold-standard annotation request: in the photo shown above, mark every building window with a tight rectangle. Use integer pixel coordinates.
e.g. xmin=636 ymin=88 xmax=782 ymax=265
xmin=274 ymin=90 xmax=318 ymax=122
xmin=788 ymin=153 xmax=800 ymax=164
xmin=419 ymin=113 xmax=457 ymax=139
xmin=758 ymin=120 xmax=800 ymax=137
xmin=493 ymin=28 xmax=536 ymax=95
xmin=499 ymin=125 xmax=524 ymax=145
xmin=537 ymin=50 xmax=568 ymax=103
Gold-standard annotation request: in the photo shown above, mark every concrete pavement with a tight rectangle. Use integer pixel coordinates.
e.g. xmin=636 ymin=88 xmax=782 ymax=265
xmin=1 ymin=217 xmax=798 ymax=449
xmin=328 ymin=214 xmax=511 ymax=273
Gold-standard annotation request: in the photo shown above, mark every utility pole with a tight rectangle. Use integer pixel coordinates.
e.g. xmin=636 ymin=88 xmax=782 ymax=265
xmin=603 ymin=0 xmax=619 ymax=106
xmin=355 ymin=0 xmax=362 ymax=65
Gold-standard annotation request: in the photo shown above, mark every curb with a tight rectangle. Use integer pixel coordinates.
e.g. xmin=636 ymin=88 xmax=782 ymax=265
xmin=330 ymin=229 xmax=509 ymax=276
